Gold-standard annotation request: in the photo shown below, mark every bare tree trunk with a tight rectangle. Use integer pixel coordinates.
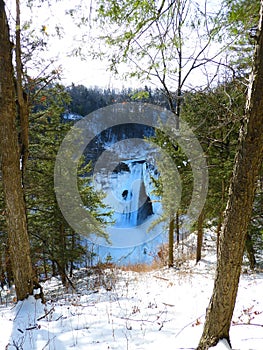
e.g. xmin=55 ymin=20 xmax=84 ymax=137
xmin=196 ymin=209 xmax=204 ymax=264
xmin=43 ymin=251 xmax=48 ymax=280
xmin=0 ymin=0 xmax=34 ymax=301
xmin=176 ymin=210 xmax=180 ymax=246
xmin=5 ymin=244 xmax=12 ymax=288
xmin=70 ymin=231 xmax=76 ymax=277
xmin=15 ymin=0 xmax=29 ymax=181
xmin=168 ymin=215 xmax=175 ymax=267
xmin=59 ymin=223 xmax=68 ymax=287
xmin=197 ymin=3 xmax=263 ymax=348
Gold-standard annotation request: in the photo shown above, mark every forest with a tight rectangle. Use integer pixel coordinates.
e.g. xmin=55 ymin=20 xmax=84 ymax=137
xmin=0 ymin=0 xmax=263 ymax=349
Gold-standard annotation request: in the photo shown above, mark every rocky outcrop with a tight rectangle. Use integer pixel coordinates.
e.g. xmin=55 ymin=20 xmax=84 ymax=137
xmin=136 ymin=180 xmax=154 ymax=225
xmin=113 ymin=162 xmax=130 ymax=173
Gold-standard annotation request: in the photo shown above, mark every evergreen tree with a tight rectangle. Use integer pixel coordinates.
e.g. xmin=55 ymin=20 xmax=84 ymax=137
xmin=26 ymin=83 xmax=112 ymax=284
xmin=182 ymin=80 xmax=244 ymax=231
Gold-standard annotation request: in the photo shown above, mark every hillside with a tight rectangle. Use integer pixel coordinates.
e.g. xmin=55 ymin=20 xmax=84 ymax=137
xmin=0 ymin=230 xmax=262 ymax=349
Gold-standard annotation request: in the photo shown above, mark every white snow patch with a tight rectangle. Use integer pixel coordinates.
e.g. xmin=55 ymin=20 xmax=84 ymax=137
xmin=210 ymin=339 xmax=231 ymax=349
xmin=0 ymin=230 xmax=262 ymax=349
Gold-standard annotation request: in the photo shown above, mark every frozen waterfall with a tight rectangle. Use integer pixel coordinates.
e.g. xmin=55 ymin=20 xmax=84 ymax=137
xmin=109 ymin=160 xmax=154 ymax=228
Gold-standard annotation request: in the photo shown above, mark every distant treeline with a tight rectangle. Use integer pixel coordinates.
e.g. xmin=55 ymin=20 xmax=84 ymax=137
xmin=65 ymin=84 xmax=171 ymax=117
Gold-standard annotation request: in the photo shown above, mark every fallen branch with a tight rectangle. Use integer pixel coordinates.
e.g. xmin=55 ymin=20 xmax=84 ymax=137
xmin=119 ymin=315 xmax=172 ymax=324
xmin=162 ymin=302 xmax=175 ymax=307
xmin=37 ymin=306 xmax=55 ymax=321
xmin=26 ymin=325 xmax=40 ymax=331
xmin=55 ymin=315 xmax=63 ymax=321
xmin=154 ymin=275 xmax=170 ymax=282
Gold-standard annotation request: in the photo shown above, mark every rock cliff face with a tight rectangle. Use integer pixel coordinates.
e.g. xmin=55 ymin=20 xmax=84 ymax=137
xmin=85 ymin=123 xmax=155 ymax=164
xmin=136 ymin=180 xmax=154 ymax=225
xmin=113 ymin=162 xmax=130 ymax=174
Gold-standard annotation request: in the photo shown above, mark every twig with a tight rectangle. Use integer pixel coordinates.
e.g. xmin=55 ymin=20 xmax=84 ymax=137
xmin=26 ymin=325 xmax=39 ymax=331
xmin=41 ymin=336 xmax=56 ymax=350
xmin=13 ymin=300 xmax=24 ymax=321
xmin=153 ymin=275 xmax=170 ymax=281
xmin=162 ymin=302 xmax=175 ymax=307
xmin=174 ymin=314 xmax=205 ymax=339
xmin=37 ymin=306 xmax=55 ymax=321
xmin=55 ymin=315 xmax=63 ymax=321
xmin=232 ymin=322 xmax=263 ymax=327
xmin=119 ymin=316 xmax=172 ymax=324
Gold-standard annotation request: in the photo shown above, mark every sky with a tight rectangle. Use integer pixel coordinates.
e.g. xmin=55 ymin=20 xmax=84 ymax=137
xmin=5 ymin=0 xmax=141 ymax=90
xmin=5 ymin=0 xmax=229 ymax=91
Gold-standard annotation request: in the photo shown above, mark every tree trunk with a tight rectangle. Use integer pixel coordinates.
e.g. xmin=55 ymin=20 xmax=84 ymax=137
xmin=168 ymin=215 xmax=175 ymax=267
xmin=15 ymin=0 xmax=29 ymax=181
xmin=0 ymin=0 xmax=34 ymax=301
xmin=59 ymin=223 xmax=68 ymax=287
xmin=5 ymin=244 xmax=13 ymax=288
xmin=196 ymin=209 xmax=204 ymax=264
xmin=197 ymin=3 xmax=263 ymax=349
xmin=176 ymin=210 xmax=180 ymax=246
xmin=43 ymin=251 xmax=48 ymax=280
xmin=69 ymin=231 xmax=76 ymax=277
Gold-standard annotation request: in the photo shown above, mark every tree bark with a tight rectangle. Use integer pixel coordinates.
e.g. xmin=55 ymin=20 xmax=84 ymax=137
xmin=168 ymin=215 xmax=175 ymax=267
xmin=176 ymin=210 xmax=180 ymax=246
xmin=59 ymin=222 xmax=68 ymax=287
xmin=0 ymin=0 xmax=34 ymax=301
xmin=197 ymin=2 xmax=263 ymax=348
xmin=196 ymin=209 xmax=204 ymax=264
xmin=15 ymin=0 xmax=29 ymax=181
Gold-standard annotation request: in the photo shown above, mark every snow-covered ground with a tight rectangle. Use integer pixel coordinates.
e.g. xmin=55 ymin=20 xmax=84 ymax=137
xmin=0 ymin=231 xmax=262 ymax=349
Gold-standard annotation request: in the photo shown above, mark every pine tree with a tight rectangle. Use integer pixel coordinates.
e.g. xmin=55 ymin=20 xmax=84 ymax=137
xmin=26 ymin=83 xmax=112 ymax=284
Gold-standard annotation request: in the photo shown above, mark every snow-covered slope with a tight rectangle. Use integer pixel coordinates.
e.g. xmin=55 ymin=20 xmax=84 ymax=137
xmin=0 ymin=231 xmax=262 ymax=349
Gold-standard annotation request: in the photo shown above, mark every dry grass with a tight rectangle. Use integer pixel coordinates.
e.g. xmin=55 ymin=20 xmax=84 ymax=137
xmin=119 ymin=239 xmax=197 ymax=273
xmin=155 ymin=240 xmax=197 ymax=268
xmin=120 ymin=260 xmax=163 ymax=273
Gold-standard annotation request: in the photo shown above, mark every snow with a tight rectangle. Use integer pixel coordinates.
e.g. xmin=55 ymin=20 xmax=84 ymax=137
xmin=0 ymin=231 xmax=262 ymax=349
xmin=210 ymin=339 xmax=231 ymax=349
